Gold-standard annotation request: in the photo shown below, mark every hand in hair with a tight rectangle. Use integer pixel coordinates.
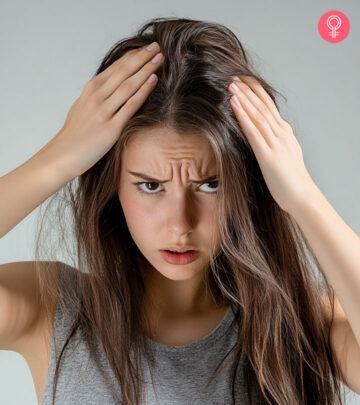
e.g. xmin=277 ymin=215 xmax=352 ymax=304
xmin=228 ymin=76 xmax=317 ymax=215
xmin=50 ymin=42 xmax=164 ymax=178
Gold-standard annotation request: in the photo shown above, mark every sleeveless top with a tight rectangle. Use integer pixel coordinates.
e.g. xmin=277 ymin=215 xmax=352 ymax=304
xmin=41 ymin=262 xmax=261 ymax=405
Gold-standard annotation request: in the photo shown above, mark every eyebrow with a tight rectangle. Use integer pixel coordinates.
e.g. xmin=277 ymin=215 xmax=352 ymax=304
xmin=127 ymin=170 xmax=217 ymax=184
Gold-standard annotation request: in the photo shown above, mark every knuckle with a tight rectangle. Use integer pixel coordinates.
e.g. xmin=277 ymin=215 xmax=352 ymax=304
xmin=110 ymin=69 xmax=125 ymax=87
xmin=281 ymin=120 xmax=292 ymax=130
xmin=88 ymin=91 xmax=102 ymax=108
xmin=119 ymin=79 xmax=133 ymax=94
xmin=254 ymin=111 xmax=264 ymax=123
xmin=95 ymin=107 xmax=108 ymax=122
xmin=125 ymin=96 xmax=138 ymax=110
xmin=258 ymin=104 xmax=268 ymax=117
xmin=251 ymin=82 xmax=261 ymax=91
xmin=237 ymin=82 xmax=247 ymax=91
xmin=84 ymin=78 xmax=97 ymax=93
xmin=125 ymin=48 xmax=137 ymax=56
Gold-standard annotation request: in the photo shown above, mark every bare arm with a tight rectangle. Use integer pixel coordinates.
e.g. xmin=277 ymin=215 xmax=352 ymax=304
xmin=0 ymin=134 xmax=76 ymax=239
xmin=291 ymin=184 xmax=360 ymax=394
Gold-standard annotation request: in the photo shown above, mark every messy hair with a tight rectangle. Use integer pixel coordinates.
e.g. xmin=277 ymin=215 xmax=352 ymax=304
xmin=35 ymin=16 xmax=346 ymax=404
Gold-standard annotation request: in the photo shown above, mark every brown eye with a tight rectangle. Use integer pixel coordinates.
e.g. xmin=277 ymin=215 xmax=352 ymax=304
xmin=134 ymin=180 xmax=219 ymax=195
xmin=144 ymin=182 xmax=159 ymax=191
xmin=135 ymin=182 xmax=162 ymax=194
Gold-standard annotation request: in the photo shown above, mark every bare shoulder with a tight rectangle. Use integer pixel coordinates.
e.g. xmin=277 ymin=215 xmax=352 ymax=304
xmin=319 ymin=293 xmax=360 ymax=395
xmin=0 ymin=261 xmax=74 ymax=404
xmin=0 ymin=260 xmax=61 ymax=355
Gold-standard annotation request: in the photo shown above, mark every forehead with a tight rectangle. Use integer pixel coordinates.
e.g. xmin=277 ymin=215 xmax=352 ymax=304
xmin=122 ymin=127 xmax=215 ymax=167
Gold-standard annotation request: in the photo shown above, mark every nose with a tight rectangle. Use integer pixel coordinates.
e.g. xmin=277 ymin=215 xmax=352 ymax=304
xmin=165 ymin=191 xmax=196 ymax=236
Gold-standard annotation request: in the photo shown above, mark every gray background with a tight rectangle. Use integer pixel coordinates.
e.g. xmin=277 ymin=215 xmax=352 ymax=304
xmin=0 ymin=0 xmax=359 ymax=403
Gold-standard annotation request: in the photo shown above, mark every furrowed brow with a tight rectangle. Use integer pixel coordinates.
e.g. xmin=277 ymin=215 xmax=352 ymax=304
xmin=127 ymin=170 xmax=217 ymax=184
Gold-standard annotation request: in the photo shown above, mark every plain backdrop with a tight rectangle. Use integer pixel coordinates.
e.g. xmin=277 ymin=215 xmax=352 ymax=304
xmin=1 ymin=0 xmax=359 ymax=404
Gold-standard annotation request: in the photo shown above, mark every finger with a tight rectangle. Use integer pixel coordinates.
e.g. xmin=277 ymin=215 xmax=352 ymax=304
xmin=95 ymin=42 xmax=157 ymax=83
xmin=229 ymin=85 xmax=277 ymax=148
xmin=230 ymin=95 xmax=272 ymax=157
xmin=102 ymin=50 xmax=163 ymax=118
xmin=97 ymin=42 xmax=162 ymax=100
xmin=231 ymin=79 xmax=282 ymax=137
xmin=111 ymin=72 xmax=158 ymax=129
xmin=235 ymin=75 xmax=284 ymax=127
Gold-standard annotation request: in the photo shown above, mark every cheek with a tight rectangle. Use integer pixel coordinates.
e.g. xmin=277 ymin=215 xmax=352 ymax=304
xmin=201 ymin=204 xmax=221 ymax=244
xmin=121 ymin=198 xmax=157 ymax=239
xmin=202 ymin=203 xmax=219 ymax=228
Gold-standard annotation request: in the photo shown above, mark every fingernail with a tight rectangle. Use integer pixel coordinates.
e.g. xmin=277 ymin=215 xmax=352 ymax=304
xmin=151 ymin=53 xmax=163 ymax=64
xmin=230 ymin=82 xmax=240 ymax=92
xmin=231 ymin=95 xmax=242 ymax=108
xmin=147 ymin=73 xmax=157 ymax=84
xmin=146 ymin=42 xmax=159 ymax=52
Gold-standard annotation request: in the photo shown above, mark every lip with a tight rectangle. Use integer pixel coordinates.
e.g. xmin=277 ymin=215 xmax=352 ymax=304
xmin=163 ymin=246 xmax=198 ymax=253
xmin=160 ymin=250 xmax=200 ymax=265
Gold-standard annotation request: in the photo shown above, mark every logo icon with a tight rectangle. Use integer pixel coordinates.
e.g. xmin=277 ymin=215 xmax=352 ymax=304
xmin=318 ymin=10 xmax=350 ymax=43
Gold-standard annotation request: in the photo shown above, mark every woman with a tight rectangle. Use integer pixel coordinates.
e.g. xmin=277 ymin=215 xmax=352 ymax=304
xmin=1 ymin=17 xmax=359 ymax=405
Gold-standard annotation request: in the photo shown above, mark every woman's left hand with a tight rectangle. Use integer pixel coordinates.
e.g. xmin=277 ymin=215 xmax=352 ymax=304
xmin=228 ymin=76 xmax=318 ymax=215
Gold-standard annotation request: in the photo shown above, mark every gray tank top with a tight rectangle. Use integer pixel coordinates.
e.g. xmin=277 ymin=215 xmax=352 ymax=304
xmin=41 ymin=262 xmax=260 ymax=404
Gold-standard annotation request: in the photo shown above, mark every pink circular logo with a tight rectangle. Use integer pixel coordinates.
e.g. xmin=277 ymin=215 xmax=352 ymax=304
xmin=318 ymin=10 xmax=350 ymax=43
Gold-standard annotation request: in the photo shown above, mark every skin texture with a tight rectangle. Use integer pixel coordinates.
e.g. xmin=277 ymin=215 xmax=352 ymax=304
xmin=118 ymin=126 xmax=222 ymax=320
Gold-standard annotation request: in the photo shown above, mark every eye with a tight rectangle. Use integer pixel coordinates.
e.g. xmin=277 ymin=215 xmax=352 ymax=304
xmin=198 ymin=180 xmax=219 ymax=193
xmin=136 ymin=182 xmax=162 ymax=194
xmin=133 ymin=180 xmax=219 ymax=195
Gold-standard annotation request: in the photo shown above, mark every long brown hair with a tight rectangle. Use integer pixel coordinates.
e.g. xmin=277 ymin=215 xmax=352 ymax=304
xmin=34 ymin=17 xmax=346 ymax=404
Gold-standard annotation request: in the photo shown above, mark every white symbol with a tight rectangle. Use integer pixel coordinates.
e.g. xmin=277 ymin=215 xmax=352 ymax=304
xmin=327 ymin=15 xmax=341 ymax=38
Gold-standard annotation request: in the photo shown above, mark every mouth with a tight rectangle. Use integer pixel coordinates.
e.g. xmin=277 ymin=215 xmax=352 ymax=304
xmin=162 ymin=245 xmax=198 ymax=253
xmin=164 ymin=249 xmax=196 ymax=254
xmin=159 ymin=249 xmax=200 ymax=265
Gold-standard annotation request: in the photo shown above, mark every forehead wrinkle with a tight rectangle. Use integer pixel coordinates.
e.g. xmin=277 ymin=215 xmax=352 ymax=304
xmin=149 ymin=150 xmax=213 ymax=176
xmin=135 ymin=147 xmax=213 ymax=179
xmin=148 ymin=159 xmax=210 ymax=181
xmin=124 ymin=128 xmax=215 ymax=178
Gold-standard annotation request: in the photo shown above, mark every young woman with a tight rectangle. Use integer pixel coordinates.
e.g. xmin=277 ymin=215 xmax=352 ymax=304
xmin=1 ymin=17 xmax=359 ymax=405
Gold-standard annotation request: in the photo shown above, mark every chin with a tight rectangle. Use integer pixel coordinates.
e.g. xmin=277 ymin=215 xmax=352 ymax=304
xmin=157 ymin=266 xmax=202 ymax=281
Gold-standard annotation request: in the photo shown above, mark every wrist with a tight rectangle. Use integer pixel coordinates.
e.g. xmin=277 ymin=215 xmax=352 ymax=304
xmin=287 ymin=181 xmax=325 ymax=220
xmin=34 ymin=130 xmax=79 ymax=186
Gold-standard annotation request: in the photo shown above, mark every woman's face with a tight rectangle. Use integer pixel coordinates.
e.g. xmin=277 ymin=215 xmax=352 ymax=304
xmin=118 ymin=126 xmax=220 ymax=283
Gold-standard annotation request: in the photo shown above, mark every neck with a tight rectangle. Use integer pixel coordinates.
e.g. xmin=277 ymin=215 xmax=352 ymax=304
xmin=143 ymin=263 xmax=225 ymax=319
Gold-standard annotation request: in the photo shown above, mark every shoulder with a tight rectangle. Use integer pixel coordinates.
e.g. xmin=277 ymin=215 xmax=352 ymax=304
xmin=319 ymin=293 xmax=360 ymax=394
xmin=0 ymin=260 xmax=85 ymax=355
xmin=0 ymin=260 xmax=61 ymax=354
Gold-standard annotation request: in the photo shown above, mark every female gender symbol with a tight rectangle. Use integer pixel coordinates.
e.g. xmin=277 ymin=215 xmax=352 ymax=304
xmin=327 ymin=15 xmax=341 ymax=39
xmin=318 ymin=10 xmax=350 ymax=43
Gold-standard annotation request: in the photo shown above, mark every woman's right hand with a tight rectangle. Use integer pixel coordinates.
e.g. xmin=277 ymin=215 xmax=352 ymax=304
xmin=50 ymin=42 xmax=164 ymax=178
